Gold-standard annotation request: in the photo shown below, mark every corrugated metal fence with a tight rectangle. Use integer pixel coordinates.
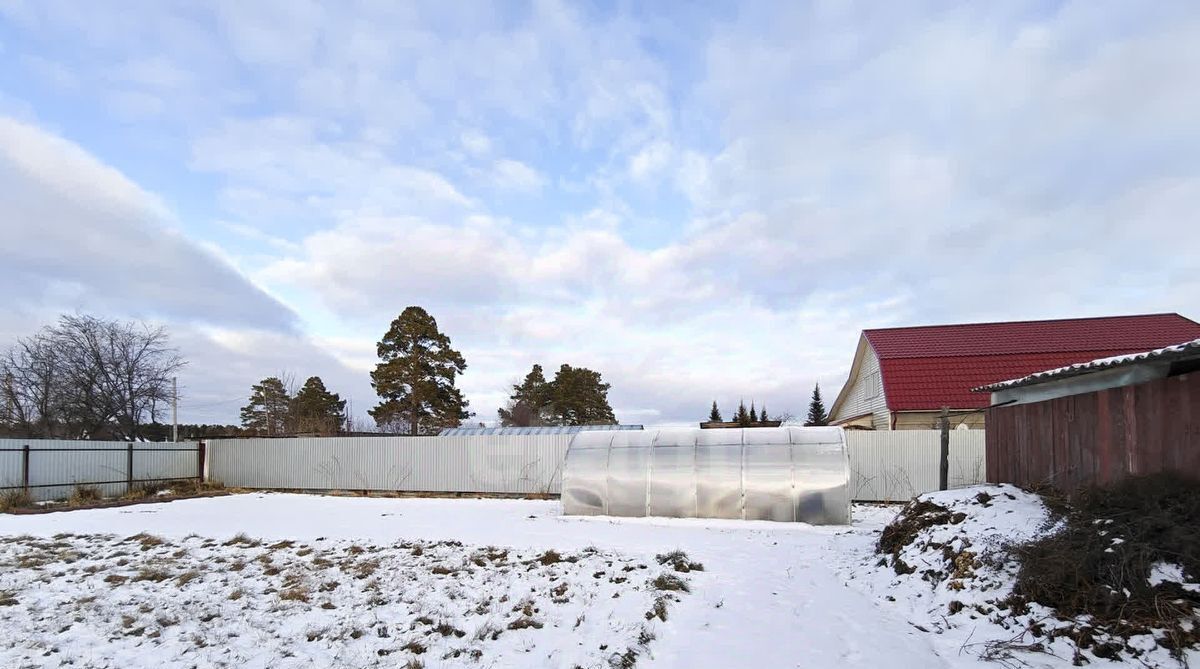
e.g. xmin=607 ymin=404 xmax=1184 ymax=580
xmin=847 ymin=430 xmax=986 ymax=502
xmin=0 ymin=439 xmax=201 ymax=502
xmin=206 ymin=435 xmax=570 ymax=495
xmin=206 ymin=430 xmax=986 ymax=502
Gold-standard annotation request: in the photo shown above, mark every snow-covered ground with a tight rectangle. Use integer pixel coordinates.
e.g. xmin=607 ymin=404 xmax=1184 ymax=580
xmin=1 ymin=490 xmax=1189 ymax=668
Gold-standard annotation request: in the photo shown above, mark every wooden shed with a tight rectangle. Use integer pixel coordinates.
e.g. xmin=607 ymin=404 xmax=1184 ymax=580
xmin=976 ymin=338 xmax=1200 ymax=490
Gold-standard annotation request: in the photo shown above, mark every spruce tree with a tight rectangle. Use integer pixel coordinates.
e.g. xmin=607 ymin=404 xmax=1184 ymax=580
xmin=369 ymin=306 xmax=470 ymax=435
xmin=708 ymin=400 xmax=722 ymax=422
xmin=749 ymin=403 xmax=758 ymax=423
xmin=291 ymin=376 xmax=347 ymax=435
xmin=736 ymin=400 xmax=751 ymax=427
xmin=805 ymin=383 xmax=829 ymax=426
xmin=760 ymin=404 xmax=767 ymax=422
xmin=240 ymin=377 xmax=291 ymax=436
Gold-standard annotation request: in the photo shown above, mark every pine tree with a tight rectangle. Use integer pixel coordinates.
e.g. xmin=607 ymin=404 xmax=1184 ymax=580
xmin=760 ymin=404 xmax=767 ymax=422
xmin=708 ymin=401 xmax=722 ymax=422
xmin=749 ymin=402 xmax=758 ymax=423
xmin=805 ymin=383 xmax=829 ymax=426
xmin=369 ymin=307 xmax=471 ymax=435
xmin=240 ymin=377 xmax=291 ymax=436
xmin=291 ymin=376 xmax=346 ymax=435
xmin=498 ymin=364 xmax=551 ymax=426
xmin=547 ymin=364 xmax=616 ymax=426
xmin=736 ymin=399 xmax=751 ymax=427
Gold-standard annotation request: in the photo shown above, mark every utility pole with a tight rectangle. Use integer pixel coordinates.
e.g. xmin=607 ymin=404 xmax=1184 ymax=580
xmin=172 ymin=376 xmax=178 ymax=443
xmin=937 ymin=406 xmax=950 ymax=491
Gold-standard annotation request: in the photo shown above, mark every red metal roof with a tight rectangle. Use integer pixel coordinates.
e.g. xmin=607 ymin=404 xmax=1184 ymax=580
xmin=863 ymin=314 xmax=1200 ymax=411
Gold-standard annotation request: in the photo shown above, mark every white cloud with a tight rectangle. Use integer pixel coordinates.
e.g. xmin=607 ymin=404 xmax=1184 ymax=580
xmin=460 ymin=129 xmax=491 ymax=156
xmin=490 ymin=158 xmax=545 ymax=192
xmin=0 ymin=116 xmax=296 ymax=330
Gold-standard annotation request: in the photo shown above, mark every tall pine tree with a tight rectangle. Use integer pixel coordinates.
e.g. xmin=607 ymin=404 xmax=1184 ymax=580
xmin=708 ymin=400 xmax=722 ymax=422
xmin=369 ymin=307 xmax=470 ymax=435
xmin=804 ymin=383 xmax=829 ymax=426
xmin=749 ymin=402 xmax=758 ymax=423
xmin=759 ymin=404 xmax=768 ymax=422
xmin=548 ymin=364 xmax=616 ymax=426
xmin=240 ymin=377 xmax=291 ymax=436
xmin=498 ymin=364 xmax=552 ymax=426
xmin=291 ymin=376 xmax=346 ymax=435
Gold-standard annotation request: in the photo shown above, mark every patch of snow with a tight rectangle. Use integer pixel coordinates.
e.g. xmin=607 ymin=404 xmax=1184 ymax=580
xmin=0 ymin=494 xmax=946 ymax=669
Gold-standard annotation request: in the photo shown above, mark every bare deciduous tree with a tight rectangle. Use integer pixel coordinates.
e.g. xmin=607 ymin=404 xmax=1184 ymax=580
xmin=0 ymin=314 xmax=185 ymax=439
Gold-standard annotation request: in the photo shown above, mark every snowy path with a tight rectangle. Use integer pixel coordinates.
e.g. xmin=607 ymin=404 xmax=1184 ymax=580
xmin=0 ymin=494 xmax=950 ymax=668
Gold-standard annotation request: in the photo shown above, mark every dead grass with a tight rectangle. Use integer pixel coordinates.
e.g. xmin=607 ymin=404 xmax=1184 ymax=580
xmin=223 ymin=533 xmax=261 ymax=548
xmin=133 ymin=566 xmax=171 ymax=582
xmin=649 ymin=573 xmax=689 ymax=593
xmin=0 ymin=489 xmax=34 ymax=512
xmin=279 ymin=585 xmax=311 ymax=603
xmin=68 ymin=485 xmax=103 ymax=506
xmin=655 ymin=550 xmax=704 ymax=573
xmin=0 ymin=590 xmax=17 ymax=606
xmin=175 ymin=570 xmax=202 ymax=586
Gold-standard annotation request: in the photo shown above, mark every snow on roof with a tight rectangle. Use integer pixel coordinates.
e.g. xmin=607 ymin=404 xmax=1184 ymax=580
xmin=973 ymin=337 xmax=1200 ymax=392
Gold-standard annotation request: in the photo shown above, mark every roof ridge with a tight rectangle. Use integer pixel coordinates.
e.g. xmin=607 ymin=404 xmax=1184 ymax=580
xmin=863 ymin=312 xmax=1189 ymax=333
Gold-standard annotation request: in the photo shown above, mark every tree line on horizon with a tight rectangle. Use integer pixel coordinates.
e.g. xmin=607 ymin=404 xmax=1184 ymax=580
xmin=5 ymin=307 xmax=834 ymax=440
xmin=705 ymin=383 xmax=829 ymax=427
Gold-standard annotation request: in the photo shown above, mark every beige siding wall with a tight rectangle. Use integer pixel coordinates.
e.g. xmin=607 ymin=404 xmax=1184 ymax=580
xmin=892 ymin=411 xmax=985 ymax=430
xmin=831 ymin=344 xmax=891 ymax=429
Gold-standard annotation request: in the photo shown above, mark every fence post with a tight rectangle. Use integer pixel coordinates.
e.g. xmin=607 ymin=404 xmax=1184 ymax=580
xmin=938 ymin=407 xmax=950 ymax=491
xmin=197 ymin=441 xmax=206 ymax=482
xmin=22 ymin=444 xmax=30 ymax=495
xmin=126 ymin=442 xmax=134 ymax=492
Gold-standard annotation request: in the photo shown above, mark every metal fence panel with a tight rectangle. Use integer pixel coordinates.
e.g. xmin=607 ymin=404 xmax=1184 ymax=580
xmin=206 ymin=431 xmax=985 ymax=503
xmin=205 ymin=435 xmax=572 ymax=494
xmin=0 ymin=439 xmax=200 ymax=502
xmin=846 ymin=430 xmax=986 ymax=502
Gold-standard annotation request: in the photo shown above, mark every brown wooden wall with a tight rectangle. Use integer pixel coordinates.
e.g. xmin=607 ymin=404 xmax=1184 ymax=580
xmin=985 ymin=372 xmax=1200 ymax=489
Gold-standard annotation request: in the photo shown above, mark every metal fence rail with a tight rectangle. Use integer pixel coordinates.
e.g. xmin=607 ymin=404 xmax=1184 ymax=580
xmin=0 ymin=439 xmax=202 ymax=502
xmin=206 ymin=430 xmax=985 ymax=503
xmin=846 ymin=430 xmax=986 ymax=502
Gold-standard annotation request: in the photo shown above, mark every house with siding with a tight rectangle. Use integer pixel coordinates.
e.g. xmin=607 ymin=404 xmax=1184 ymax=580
xmin=828 ymin=313 xmax=1200 ymax=430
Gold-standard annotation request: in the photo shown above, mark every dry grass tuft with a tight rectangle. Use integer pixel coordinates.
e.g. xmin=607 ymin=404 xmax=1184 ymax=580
xmin=69 ymin=485 xmax=103 ymax=506
xmin=279 ymin=585 xmax=311 ymax=603
xmin=655 ymin=550 xmax=704 ymax=573
xmin=649 ymin=573 xmax=689 ymax=593
xmin=0 ymin=489 xmax=34 ymax=512
xmin=133 ymin=567 xmax=171 ymax=583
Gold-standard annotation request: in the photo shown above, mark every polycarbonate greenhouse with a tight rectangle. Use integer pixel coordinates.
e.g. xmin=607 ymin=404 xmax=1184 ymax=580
xmin=561 ymin=426 xmax=850 ymax=524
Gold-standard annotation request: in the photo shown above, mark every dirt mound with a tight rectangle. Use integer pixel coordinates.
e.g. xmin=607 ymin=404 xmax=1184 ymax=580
xmin=867 ymin=479 xmax=1200 ymax=666
xmin=1007 ymin=474 xmax=1200 ymax=662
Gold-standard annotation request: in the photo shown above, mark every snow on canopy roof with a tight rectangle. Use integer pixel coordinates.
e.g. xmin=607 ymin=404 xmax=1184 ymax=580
xmin=438 ymin=425 xmax=643 ymax=436
xmin=973 ymin=337 xmax=1200 ymax=392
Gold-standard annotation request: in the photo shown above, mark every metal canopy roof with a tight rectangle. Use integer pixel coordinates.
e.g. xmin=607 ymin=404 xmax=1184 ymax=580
xmin=974 ymin=337 xmax=1200 ymax=392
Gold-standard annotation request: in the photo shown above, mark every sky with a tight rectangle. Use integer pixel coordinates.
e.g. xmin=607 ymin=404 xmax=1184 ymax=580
xmin=1 ymin=1 xmax=1198 ymax=428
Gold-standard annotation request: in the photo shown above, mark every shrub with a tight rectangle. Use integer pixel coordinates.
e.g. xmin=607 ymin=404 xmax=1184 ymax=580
xmin=1009 ymin=474 xmax=1200 ymax=658
xmin=0 ymin=489 xmax=34 ymax=512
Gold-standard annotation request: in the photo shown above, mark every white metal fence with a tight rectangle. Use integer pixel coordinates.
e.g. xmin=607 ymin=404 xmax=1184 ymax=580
xmin=0 ymin=439 xmax=201 ymax=502
xmin=206 ymin=435 xmax=570 ymax=495
xmin=206 ymin=430 xmax=985 ymax=502
xmin=846 ymin=430 xmax=987 ymax=502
